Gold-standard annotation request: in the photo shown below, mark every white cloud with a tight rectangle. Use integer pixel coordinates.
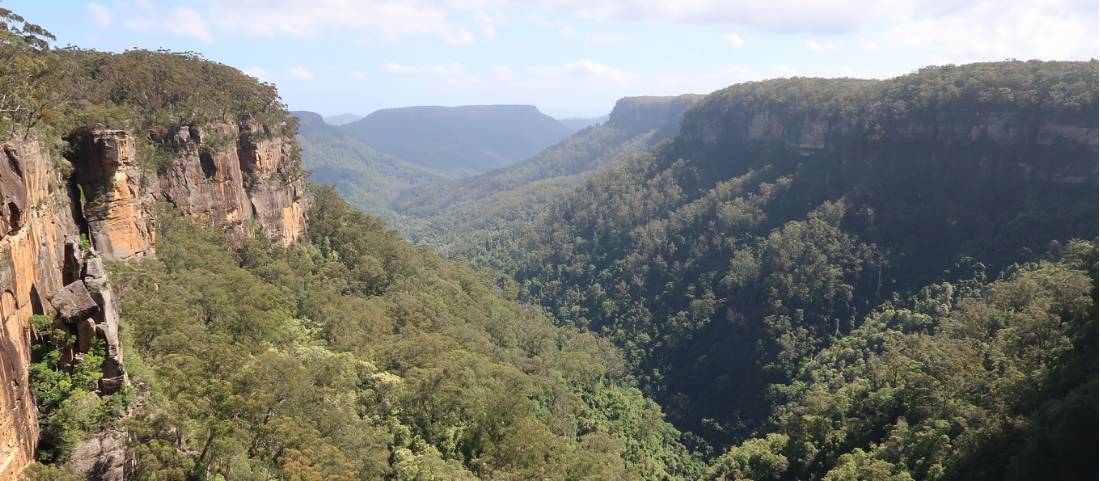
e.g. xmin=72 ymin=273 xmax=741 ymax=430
xmin=86 ymin=3 xmax=112 ymax=28
xmin=806 ymin=40 xmax=839 ymax=51
xmin=109 ymin=0 xmax=1097 ymax=61
xmin=526 ymin=14 xmax=577 ymax=37
xmin=475 ymin=11 xmax=508 ymax=40
xmin=440 ymin=29 xmax=477 ymax=45
xmin=350 ymin=70 xmax=370 ymax=80
xmin=203 ymin=0 xmax=480 ymax=45
xmin=529 ymin=60 xmax=634 ymax=83
xmin=526 ymin=0 xmax=883 ymax=34
xmin=885 ymin=0 xmax=1098 ymax=61
xmin=586 ymin=33 xmax=635 ymax=44
xmin=244 ymin=67 xmax=272 ymax=80
xmin=381 ymin=62 xmax=468 ymax=76
xmin=492 ymin=65 xmax=514 ymax=81
xmin=289 ymin=67 xmax=315 ymax=80
xmin=163 ymin=6 xmax=212 ymax=42
xmin=722 ymin=33 xmax=745 ymax=46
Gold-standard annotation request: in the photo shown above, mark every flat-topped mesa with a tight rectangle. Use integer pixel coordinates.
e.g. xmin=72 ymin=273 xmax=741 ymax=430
xmin=606 ymin=95 xmax=703 ymax=136
xmin=151 ymin=121 xmax=308 ymax=248
xmin=673 ymin=74 xmax=1099 ymax=185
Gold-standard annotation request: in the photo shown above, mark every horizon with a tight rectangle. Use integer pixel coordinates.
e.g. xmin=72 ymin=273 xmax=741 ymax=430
xmin=7 ymin=0 xmax=1097 ymax=118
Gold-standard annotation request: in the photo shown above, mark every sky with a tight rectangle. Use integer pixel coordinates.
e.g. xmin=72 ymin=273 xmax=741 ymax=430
xmin=7 ymin=0 xmax=1098 ymax=118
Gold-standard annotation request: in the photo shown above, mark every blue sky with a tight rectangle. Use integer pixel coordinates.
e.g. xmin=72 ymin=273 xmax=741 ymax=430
xmin=8 ymin=0 xmax=1098 ymax=118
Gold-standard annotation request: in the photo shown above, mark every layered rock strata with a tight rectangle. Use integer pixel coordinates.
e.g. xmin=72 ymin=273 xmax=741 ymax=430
xmin=1 ymin=120 xmax=308 ymax=479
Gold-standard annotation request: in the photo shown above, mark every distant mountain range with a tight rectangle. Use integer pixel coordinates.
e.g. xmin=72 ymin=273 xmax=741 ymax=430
xmin=292 ymin=111 xmax=450 ymax=224
xmin=557 ymin=115 xmax=609 ymax=131
xmin=339 ymin=105 xmax=573 ymax=175
xmin=391 ymin=95 xmax=702 ymax=253
xmin=323 ymin=113 xmax=363 ymax=125
xmin=297 ymin=98 xmax=701 ymax=242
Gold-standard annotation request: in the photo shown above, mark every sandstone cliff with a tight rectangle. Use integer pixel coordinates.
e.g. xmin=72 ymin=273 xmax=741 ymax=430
xmin=0 ymin=121 xmax=308 ymax=480
xmin=606 ymin=94 xmax=703 ymax=137
xmin=1 ymin=140 xmax=78 ymax=481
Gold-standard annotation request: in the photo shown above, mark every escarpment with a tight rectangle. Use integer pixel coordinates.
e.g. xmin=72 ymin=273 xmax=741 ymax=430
xmin=605 ymin=94 xmax=703 ymax=137
xmin=72 ymin=122 xmax=308 ymax=260
xmin=1 ymin=141 xmax=78 ymax=481
xmin=0 ymin=121 xmax=308 ymax=479
xmin=150 ymin=122 xmax=308 ymax=247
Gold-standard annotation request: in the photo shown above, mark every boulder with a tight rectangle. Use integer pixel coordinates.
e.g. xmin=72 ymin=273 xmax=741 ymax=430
xmin=70 ymin=430 xmax=127 ymax=481
xmin=50 ymin=281 xmax=99 ymax=322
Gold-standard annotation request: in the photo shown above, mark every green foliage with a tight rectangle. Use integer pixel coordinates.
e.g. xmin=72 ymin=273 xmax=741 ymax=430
xmin=384 ymin=95 xmax=700 ymax=257
xmin=703 ymin=242 xmax=1097 ymax=481
xmin=21 ymin=463 xmax=82 ymax=481
xmin=108 ymin=187 xmax=703 ymax=481
xmin=499 ymin=60 xmax=1098 ymax=447
xmin=2 ymin=21 xmax=293 ymax=146
xmin=0 ymin=7 xmax=56 ymax=140
xmin=28 ymin=331 xmax=131 ymax=463
xmin=294 ymin=111 xmax=449 ymax=225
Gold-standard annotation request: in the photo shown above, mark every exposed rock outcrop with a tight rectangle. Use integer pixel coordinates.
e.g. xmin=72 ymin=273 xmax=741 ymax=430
xmin=154 ymin=122 xmax=308 ymax=247
xmin=69 ymin=431 xmax=125 ymax=481
xmin=678 ymin=100 xmax=1100 ymax=184
xmin=607 ymin=94 xmax=703 ymax=138
xmin=80 ymin=249 xmax=125 ymax=393
xmin=1 ymin=120 xmax=308 ymax=480
xmin=0 ymin=140 xmax=79 ymax=481
xmin=71 ymin=131 xmax=156 ymax=261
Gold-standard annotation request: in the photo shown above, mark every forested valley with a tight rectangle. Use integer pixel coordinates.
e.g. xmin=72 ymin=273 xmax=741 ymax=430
xmin=1 ymin=6 xmax=1097 ymax=481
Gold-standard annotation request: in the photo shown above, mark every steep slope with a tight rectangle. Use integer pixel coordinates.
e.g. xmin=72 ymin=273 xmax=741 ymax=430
xmin=104 ymin=188 xmax=703 ymax=481
xmin=323 ymin=113 xmax=362 ymax=126
xmin=392 ymin=95 xmax=701 ymax=254
xmin=294 ymin=111 xmax=448 ymax=224
xmin=559 ymin=115 xmax=609 ymax=131
xmin=501 ymin=61 xmax=1098 ymax=450
xmin=341 ymin=105 xmax=572 ymax=174
xmin=703 ymin=245 xmax=1097 ymax=481
xmin=1 ymin=15 xmax=704 ymax=481
xmin=2 ymin=103 xmax=307 ymax=481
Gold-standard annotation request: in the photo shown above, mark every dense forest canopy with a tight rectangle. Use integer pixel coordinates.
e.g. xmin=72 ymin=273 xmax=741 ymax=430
xmin=2 ymin=10 xmax=291 ymax=153
xmin=496 ymin=60 xmax=1098 ymax=455
xmin=7 ymin=12 xmax=703 ymax=481
xmin=91 ymin=190 xmax=702 ymax=481
xmin=6 ymin=7 xmax=1098 ymax=481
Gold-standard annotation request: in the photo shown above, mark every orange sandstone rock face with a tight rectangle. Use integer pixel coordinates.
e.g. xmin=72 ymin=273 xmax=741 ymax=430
xmin=0 ymin=123 xmax=308 ymax=480
xmin=0 ymin=140 xmax=79 ymax=481
xmin=72 ymin=131 xmax=157 ymax=261
xmin=68 ymin=123 xmax=307 ymax=261
xmin=154 ymin=122 xmax=308 ymax=247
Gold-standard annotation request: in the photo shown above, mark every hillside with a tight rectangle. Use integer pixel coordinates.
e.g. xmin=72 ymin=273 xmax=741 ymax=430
xmin=392 ymin=95 xmax=701 ymax=254
xmin=498 ymin=61 xmax=1098 ymax=476
xmin=340 ymin=104 xmax=573 ymax=174
xmin=559 ymin=115 xmax=609 ymax=131
xmin=323 ymin=112 xmax=362 ymax=125
xmin=294 ymin=110 xmax=449 ymax=224
xmin=0 ymin=13 xmax=702 ymax=481
xmin=3 ymin=6 xmax=1096 ymax=481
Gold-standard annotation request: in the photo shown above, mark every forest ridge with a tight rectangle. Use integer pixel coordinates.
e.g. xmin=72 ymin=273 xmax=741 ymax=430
xmin=1 ymin=6 xmax=1098 ymax=481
